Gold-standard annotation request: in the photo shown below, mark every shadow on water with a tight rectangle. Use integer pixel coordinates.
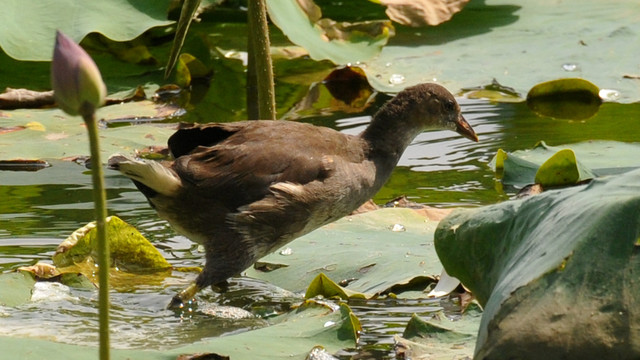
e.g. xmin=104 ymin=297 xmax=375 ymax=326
xmin=389 ymin=1 xmax=521 ymax=46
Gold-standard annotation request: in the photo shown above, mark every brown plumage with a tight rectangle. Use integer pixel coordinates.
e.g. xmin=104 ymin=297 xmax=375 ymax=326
xmin=110 ymin=83 xmax=478 ymax=307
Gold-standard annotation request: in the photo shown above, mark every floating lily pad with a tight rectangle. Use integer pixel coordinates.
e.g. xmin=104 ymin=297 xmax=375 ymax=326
xmin=246 ymin=208 xmax=442 ymax=298
xmin=0 ymin=299 xmax=358 ymax=360
xmin=533 ymin=148 xmax=595 ymax=187
xmin=489 ymin=141 xmax=640 ymax=187
xmin=364 ymin=0 xmax=640 ymax=103
xmin=526 ymin=78 xmax=602 ymax=120
xmin=305 ymin=273 xmax=367 ymax=300
xmin=0 ymin=102 xmax=177 ymax=161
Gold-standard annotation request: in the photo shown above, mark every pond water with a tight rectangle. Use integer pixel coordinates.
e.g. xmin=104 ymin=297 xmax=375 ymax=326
xmin=1 ymin=95 xmax=638 ymax=358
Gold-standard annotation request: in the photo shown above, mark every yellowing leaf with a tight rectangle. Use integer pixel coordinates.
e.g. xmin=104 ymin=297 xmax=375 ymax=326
xmin=53 ymin=215 xmax=171 ymax=272
xmin=534 ymin=149 xmax=580 ymax=187
xmin=25 ymin=121 xmax=45 ymax=131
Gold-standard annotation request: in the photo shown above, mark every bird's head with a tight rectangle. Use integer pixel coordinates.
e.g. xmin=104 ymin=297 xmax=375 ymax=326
xmin=399 ymin=83 xmax=479 ymax=142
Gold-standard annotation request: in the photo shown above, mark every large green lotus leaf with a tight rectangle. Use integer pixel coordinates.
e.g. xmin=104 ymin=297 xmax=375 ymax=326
xmin=366 ymin=0 xmax=640 ymax=103
xmin=435 ymin=168 xmax=640 ymax=358
xmin=0 ymin=300 xmax=357 ymax=360
xmin=266 ymin=0 xmax=394 ymax=65
xmin=489 ymin=140 xmax=640 ymax=187
xmin=0 ymin=102 xmax=176 ymax=161
xmin=245 ymin=208 xmax=442 ymax=298
xmin=0 ymin=0 xmax=173 ymax=61
xmin=0 ymin=271 xmax=36 ymax=307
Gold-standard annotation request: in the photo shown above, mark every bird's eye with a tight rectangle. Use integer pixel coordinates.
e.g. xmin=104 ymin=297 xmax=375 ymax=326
xmin=444 ymin=100 xmax=455 ymax=111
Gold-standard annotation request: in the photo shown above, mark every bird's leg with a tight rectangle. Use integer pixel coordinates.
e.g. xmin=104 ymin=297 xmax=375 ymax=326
xmin=167 ymin=282 xmax=200 ymax=309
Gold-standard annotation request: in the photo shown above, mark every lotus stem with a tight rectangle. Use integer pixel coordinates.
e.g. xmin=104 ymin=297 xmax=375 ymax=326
xmin=247 ymin=0 xmax=276 ymax=120
xmin=83 ymin=111 xmax=110 ymax=360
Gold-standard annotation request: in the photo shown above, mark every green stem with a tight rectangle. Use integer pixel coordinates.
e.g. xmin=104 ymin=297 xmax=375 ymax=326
xmin=247 ymin=0 xmax=276 ymax=120
xmin=84 ymin=112 xmax=110 ymax=360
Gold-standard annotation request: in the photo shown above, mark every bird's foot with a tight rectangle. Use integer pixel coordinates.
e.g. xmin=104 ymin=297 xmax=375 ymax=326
xmin=167 ymin=283 xmax=200 ymax=310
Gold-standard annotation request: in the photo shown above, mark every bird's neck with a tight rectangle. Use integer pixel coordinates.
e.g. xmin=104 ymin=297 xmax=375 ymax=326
xmin=360 ymin=100 xmax=422 ymax=167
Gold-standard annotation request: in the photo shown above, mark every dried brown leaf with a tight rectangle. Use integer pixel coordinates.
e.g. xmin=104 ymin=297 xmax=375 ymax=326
xmin=380 ymin=0 xmax=470 ymax=27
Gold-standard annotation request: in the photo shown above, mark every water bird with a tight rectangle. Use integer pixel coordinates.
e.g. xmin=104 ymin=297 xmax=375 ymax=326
xmin=110 ymin=83 xmax=478 ymax=307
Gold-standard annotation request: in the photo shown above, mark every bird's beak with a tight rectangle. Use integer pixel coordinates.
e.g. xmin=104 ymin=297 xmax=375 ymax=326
xmin=455 ymin=114 xmax=479 ymax=142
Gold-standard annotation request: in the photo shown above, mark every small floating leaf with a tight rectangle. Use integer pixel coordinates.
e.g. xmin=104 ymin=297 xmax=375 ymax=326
xmin=534 ymin=148 xmax=594 ymax=187
xmin=305 ymin=273 xmax=367 ymax=300
xmin=488 ymin=148 xmax=540 ymax=185
xmin=175 ymin=53 xmax=212 ymax=87
xmin=526 ymin=78 xmax=601 ymax=120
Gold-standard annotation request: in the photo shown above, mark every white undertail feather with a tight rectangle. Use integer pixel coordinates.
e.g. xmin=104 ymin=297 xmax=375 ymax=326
xmin=113 ymin=155 xmax=181 ymax=196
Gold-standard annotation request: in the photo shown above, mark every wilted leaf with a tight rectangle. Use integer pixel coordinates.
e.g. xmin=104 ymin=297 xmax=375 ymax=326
xmin=17 ymin=263 xmax=60 ymax=279
xmin=0 ymin=159 xmax=50 ymax=172
xmin=53 ymin=215 xmax=171 ymax=272
xmin=0 ymin=89 xmax=54 ymax=109
xmin=459 ymin=80 xmax=523 ymax=103
xmin=379 ymin=0 xmax=471 ymax=27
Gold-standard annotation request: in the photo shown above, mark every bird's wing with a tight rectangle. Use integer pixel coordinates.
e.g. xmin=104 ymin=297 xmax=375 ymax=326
xmin=171 ymin=120 xmax=367 ymax=210
xmin=228 ymin=153 xmax=378 ymax=255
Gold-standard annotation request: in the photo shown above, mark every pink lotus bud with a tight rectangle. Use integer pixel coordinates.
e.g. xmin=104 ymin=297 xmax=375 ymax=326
xmin=51 ymin=30 xmax=106 ymax=118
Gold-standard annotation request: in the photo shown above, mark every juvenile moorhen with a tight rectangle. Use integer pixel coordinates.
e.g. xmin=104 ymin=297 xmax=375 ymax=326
xmin=110 ymin=83 xmax=478 ymax=307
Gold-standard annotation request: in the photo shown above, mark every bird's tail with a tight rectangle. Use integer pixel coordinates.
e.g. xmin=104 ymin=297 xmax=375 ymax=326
xmin=108 ymin=155 xmax=181 ymax=197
